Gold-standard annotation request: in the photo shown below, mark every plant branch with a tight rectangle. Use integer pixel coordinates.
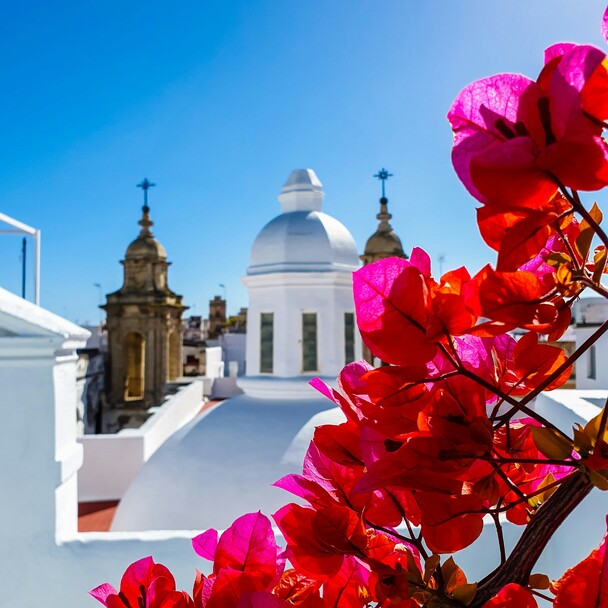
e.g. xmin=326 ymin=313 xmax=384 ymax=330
xmin=518 ymin=319 xmax=608 ymax=408
xmin=559 ymin=185 xmax=608 ymax=250
xmin=471 ymin=472 xmax=593 ymax=608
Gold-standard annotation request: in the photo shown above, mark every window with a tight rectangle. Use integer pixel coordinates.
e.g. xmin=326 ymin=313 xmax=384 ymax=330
xmin=344 ymin=312 xmax=355 ymax=364
xmin=588 ymin=345 xmax=597 ymax=380
xmin=260 ymin=313 xmax=274 ymax=373
xmin=302 ymin=313 xmax=318 ymax=372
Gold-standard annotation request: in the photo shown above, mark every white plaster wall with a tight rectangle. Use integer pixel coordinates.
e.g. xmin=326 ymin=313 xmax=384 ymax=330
xmin=204 ymin=346 xmax=224 ymax=378
xmin=220 ymin=332 xmax=246 ymax=376
xmin=0 ymin=287 xmax=606 ymax=608
xmin=243 ymin=272 xmax=361 ymax=378
xmin=575 ymin=325 xmax=608 ymax=389
xmin=78 ymin=380 xmax=204 ymax=502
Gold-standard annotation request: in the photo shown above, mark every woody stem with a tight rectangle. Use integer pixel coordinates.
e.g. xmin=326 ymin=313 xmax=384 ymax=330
xmin=470 ymin=472 xmax=593 ymax=608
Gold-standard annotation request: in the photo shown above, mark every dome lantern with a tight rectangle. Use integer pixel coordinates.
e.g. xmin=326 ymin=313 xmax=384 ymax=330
xmin=241 ymin=168 xmax=362 ymax=397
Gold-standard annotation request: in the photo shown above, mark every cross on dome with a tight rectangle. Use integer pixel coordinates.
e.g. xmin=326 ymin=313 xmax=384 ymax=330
xmin=137 ymin=178 xmax=156 ymax=210
xmin=373 ymin=167 xmax=393 ymax=199
xmin=136 ymin=178 xmax=156 ymax=235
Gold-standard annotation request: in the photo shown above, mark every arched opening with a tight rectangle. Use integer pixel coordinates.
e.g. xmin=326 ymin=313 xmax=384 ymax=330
xmin=123 ymin=332 xmax=145 ymax=401
xmin=168 ymin=330 xmax=181 ymax=380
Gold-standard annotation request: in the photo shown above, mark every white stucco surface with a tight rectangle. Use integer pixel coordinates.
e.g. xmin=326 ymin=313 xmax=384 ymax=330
xmin=1 ymin=287 xmax=608 ymax=608
xmin=111 ymin=395 xmax=338 ymax=531
xmin=242 ymin=168 xmax=362 ymax=383
xmin=573 ymin=297 xmax=608 ymax=389
xmin=248 ymin=211 xmax=360 ymax=274
xmin=78 ymin=379 xmax=204 ymax=502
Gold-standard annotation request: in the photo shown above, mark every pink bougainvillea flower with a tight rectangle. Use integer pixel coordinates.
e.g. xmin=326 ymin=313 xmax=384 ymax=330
xmin=322 ymin=556 xmax=372 ymax=608
xmin=191 ymin=512 xmax=283 ymax=608
xmin=353 ymin=254 xmax=485 ymax=366
xmin=90 ymin=556 xmax=194 ymax=608
xmin=353 ymin=256 xmax=437 ymax=366
xmin=273 ymin=503 xmax=368 ymax=579
xmin=481 ymin=583 xmax=538 ymax=607
xmin=449 ymin=43 xmax=608 ymax=209
xmin=551 ymin=515 xmax=608 ymax=607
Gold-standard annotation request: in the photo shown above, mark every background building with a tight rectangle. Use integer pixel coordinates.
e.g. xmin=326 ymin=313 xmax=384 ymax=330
xmin=110 ymin=168 xmax=364 ymax=531
xmin=102 ymin=183 xmax=187 ymax=430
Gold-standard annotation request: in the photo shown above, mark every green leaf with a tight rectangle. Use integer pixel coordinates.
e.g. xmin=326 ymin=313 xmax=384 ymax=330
xmin=592 ymin=246 xmax=607 ymax=285
xmin=423 ymin=554 xmax=440 ymax=584
xmin=573 ymin=424 xmax=593 ymax=456
xmin=531 ymin=426 xmax=573 ymax=460
xmin=545 ymin=252 xmax=572 ymax=267
xmin=576 ymin=202 xmax=603 ymax=260
xmin=588 ymin=469 xmax=608 ymax=491
xmin=452 ymin=583 xmax=477 ymax=606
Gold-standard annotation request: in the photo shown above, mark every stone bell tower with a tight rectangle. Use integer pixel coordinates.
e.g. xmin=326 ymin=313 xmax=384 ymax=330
xmin=102 ymin=179 xmax=186 ymax=430
xmin=360 ymin=168 xmax=407 ymax=365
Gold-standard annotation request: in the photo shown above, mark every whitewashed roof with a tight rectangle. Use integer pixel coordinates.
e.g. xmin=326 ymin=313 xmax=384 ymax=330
xmin=248 ymin=169 xmax=359 ymax=275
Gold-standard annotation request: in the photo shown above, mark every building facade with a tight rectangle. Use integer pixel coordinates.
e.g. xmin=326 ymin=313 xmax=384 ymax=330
xmin=102 ymin=192 xmax=186 ymax=429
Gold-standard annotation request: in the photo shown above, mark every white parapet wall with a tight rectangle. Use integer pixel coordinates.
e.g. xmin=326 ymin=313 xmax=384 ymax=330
xmin=78 ymin=379 xmax=204 ymax=502
xmin=0 ymin=286 xmax=607 ymax=608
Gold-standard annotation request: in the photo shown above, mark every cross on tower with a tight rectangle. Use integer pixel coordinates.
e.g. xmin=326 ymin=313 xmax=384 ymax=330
xmin=137 ymin=178 xmax=156 ymax=209
xmin=373 ymin=168 xmax=393 ymax=199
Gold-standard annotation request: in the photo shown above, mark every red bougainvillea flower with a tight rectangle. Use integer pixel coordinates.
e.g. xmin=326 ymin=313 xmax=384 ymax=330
xmin=449 ymin=44 xmax=608 ymax=208
xmin=551 ymin=515 xmax=608 ymax=607
xmin=90 ymin=556 xmax=194 ymax=608
xmin=322 ymin=556 xmax=372 ymax=607
xmin=476 ymin=193 xmax=573 ymax=272
xmin=353 ymin=254 xmax=438 ymax=366
xmin=471 ymin=264 xmax=570 ymax=338
xmin=191 ymin=512 xmax=284 ymax=608
xmin=481 ymin=583 xmax=538 ymax=607
xmin=271 ymin=569 xmax=323 ymax=607
xmin=354 ymin=252 xmax=488 ymax=365
xmin=459 ymin=332 xmax=571 ymax=396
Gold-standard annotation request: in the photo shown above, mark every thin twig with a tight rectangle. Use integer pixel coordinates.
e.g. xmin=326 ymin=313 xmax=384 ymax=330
xmin=558 ymin=185 xmax=608 ymax=249
xmin=518 ymin=319 xmax=608 ymax=408
xmin=491 ymin=507 xmax=506 ymax=565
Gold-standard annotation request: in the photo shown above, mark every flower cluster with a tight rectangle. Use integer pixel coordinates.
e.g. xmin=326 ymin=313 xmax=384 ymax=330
xmin=93 ymin=5 xmax=608 ymax=608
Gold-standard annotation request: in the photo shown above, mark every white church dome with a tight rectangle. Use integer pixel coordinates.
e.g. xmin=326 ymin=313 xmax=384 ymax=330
xmin=248 ymin=169 xmax=359 ymax=275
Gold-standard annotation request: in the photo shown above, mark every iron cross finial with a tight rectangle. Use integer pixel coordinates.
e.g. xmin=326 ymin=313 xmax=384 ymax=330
xmin=137 ymin=178 xmax=156 ymax=209
xmin=373 ymin=168 xmax=393 ymax=198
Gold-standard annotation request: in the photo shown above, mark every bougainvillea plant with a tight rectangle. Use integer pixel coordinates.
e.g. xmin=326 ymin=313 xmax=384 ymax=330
xmin=92 ymin=7 xmax=608 ymax=608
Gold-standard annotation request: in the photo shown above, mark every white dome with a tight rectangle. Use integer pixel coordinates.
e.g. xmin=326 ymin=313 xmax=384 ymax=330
xmin=110 ymin=396 xmax=344 ymax=532
xmin=247 ymin=169 xmax=359 ymax=275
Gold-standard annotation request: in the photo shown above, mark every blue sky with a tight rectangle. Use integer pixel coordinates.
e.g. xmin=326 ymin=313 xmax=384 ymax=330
xmin=0 ymin=1 xmax=606 ymax=322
